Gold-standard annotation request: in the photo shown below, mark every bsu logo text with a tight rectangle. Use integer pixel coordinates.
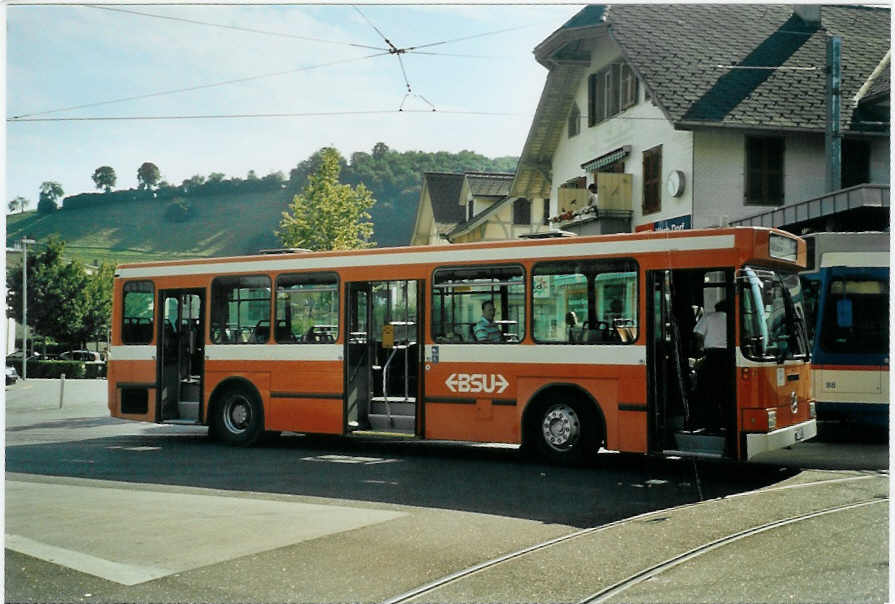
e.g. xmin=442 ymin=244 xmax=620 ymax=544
xmin=445 ymin=373 xmax=509 ymax=394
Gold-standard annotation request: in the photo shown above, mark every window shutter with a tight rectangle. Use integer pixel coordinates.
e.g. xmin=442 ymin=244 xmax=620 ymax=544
xmin=608 ymin=64 xmax=620 ymax=116
xmin=587 ymin=74 xmax=597 ymax=127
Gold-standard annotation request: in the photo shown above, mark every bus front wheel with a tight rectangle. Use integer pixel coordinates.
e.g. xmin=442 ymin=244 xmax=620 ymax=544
xmin=212 ymin=387 xmax=263 ymax=446
xmin=532 ymin=398 xmax=597 ymax=464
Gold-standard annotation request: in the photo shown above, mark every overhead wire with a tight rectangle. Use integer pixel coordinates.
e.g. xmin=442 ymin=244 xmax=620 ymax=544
xmin=82 ymin=5 xmax=389 ymax=51
xmin=8 ymin=52 xmax=390 ymax=120
xmin=8 ymin=109 xmax=519 ymax=123
xmin=9 ymin=5 xmax=539 ymax=121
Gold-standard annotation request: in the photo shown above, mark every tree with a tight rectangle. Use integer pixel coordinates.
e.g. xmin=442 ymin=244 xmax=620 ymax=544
xmin=6 ymin=237 xmax=88 ymax=348
xmin=92 ymin=166 xmax=117 ymax=193
xmin=207 ymin=172 xmax=226 ymax=183
xmin=37 ymin=181 xmax=63 ymax=214
xmin=277 ymin=147 xmax=375 ymax=251
xmin=372 ymin=142 xmax=390 ymax=159
xmin=77 ymin=263 xmax=115 ymax=348
xmin=8 ymin=196 xmax=28 ymax=213
xmin=137 ymin=162 xmax=161 ymax=190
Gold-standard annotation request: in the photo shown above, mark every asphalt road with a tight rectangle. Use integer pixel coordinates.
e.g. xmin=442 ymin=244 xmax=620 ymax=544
xmin=5 ymin=379 xmax=890 ymax=603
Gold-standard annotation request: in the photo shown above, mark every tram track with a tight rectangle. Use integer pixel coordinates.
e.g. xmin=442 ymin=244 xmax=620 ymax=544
xmin=578 ymin=498 xmax=885 ymax=604
xmin=382 ymin=474 xmax=887 ymax=604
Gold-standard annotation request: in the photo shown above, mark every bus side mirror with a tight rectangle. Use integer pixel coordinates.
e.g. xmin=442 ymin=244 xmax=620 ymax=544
xmin=836 ymin=299 xmax=853 ymax=328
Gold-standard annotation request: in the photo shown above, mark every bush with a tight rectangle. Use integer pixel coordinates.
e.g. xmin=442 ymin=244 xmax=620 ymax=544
xmin=37 ymin=197 xmax=59 ymax=214
xmin=164 ymin=197 xmax=194 ymax=222
xmin=7 ymin=360 xmax=105 ymax=379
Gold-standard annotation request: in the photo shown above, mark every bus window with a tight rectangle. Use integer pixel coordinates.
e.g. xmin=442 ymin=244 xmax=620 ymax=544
xmin=211 ymin=275 xmax=271 ymax=344
xmin=275 ymin=273 xmax=339 ymax=343
xmin=532 ymin=259 xmax=638 ymax=344
xmin=432 ymin=265 xmax=524 ymax=344
xmin=122 ymin=281 xmax=154 ymax=344
xmin=821 ymin=278 xmax=889 ymax=354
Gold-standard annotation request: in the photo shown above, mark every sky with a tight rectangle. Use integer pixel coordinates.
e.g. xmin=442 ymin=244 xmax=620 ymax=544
xmin=4 ymin=3 xmax=583 ymax=211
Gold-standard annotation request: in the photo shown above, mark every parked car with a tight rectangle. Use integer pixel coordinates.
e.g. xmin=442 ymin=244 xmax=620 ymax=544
xmin=59 ymin=350 xmax=103 ymax=363
xmin=6 ymin=350 xmax=41 ymax=364
xmin=5 ymin=365 xmax=18 ymax=385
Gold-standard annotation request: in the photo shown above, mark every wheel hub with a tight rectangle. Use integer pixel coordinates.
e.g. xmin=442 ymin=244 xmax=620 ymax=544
xmin=541 ymin=404 xmax=580 ymax=451
xmin=224 ymin=396 xmax=251 ymax=433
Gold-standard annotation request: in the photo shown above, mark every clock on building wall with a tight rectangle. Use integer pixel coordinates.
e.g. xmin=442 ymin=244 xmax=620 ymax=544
xmin=666 ymin=170 xmax=685 ymax=197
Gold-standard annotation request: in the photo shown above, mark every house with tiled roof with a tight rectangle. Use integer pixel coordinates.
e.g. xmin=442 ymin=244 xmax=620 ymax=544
xmin=510 ymin=4 xmax=890 ymax=235
xmin=410 ymin=171 xmax=550 ymax=245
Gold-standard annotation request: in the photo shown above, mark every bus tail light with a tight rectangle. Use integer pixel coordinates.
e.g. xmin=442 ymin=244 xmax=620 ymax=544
xmin=767 ymin=410 xmax=777 ymax=431
xmin=809 ymin=402 xmax=816 ymax=419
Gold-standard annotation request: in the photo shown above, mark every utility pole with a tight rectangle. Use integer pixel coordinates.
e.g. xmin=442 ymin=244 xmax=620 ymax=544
xmin=826 ymin=35 xmax=842 ymax=193
xmin=20 ymin=238 xmax=35 ymax=380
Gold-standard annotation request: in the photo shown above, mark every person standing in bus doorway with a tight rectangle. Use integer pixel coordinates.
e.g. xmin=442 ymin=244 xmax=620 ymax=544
xmin=693 ymin=299 xmax=728 ymax=431
xmin=474 ymin=300 xmax=502 ymax=343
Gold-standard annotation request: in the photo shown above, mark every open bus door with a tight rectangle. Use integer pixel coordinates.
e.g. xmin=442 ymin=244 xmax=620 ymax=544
xmin=648 ymin=269 xmax=735 ymax=458
xmin=345 ymin=280 xmax=423 ymax=436
xmin=158 ymin=289 xmax=205 ymax=424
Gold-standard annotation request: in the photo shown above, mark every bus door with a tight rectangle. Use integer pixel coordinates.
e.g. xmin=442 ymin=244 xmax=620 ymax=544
xmin=647 ymin=269 xmax=734 ymax=458
xmin=345 ymin=280 xmax=422 ymax=435
xmin=158 ymin=289 xmax=205 ymax=424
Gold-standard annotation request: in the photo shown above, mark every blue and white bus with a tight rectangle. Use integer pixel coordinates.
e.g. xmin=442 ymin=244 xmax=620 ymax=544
xmin=800 ymin=232 xmax=890 ymax=428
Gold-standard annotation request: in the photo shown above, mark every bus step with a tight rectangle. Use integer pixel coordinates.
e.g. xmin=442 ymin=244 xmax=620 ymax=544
xmin=672 ymin=431 xmax=726 ymax=456
xmin=370 ymin=398 xmax=416 ymax=416
xmin=369 ymin=413 xmax=415 ymax=433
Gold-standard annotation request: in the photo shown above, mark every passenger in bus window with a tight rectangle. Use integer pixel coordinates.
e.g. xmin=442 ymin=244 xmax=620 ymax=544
xmin=693 ymin=299 xmax=727 ymax=430
xmin=474 ymin=301 xmax=502 ymax=343
xmin=565 ymin=311 xmax=579 ymax=343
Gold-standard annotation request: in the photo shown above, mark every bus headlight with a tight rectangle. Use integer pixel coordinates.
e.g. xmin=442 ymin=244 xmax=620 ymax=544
xmin=767 ymin=410 xmax=777 ymax=431
xmin=809 ymin=402 xmax=816 ymax=419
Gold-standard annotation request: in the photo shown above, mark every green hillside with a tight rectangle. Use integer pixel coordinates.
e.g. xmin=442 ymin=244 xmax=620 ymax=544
xmin=6 ymin=190 xmax=290 ymax=266
xmin=6 ymin=145 xmax=518 ymax=267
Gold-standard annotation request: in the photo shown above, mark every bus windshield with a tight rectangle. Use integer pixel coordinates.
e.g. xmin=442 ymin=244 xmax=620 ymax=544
xmin=739 ymin=267 xmax=809 ymax=362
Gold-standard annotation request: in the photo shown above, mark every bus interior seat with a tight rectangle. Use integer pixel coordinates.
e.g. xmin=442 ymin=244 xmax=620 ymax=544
xmin=275 ymin=320 xmax=295 ymax=342
xmin=252 ymin=321 xmax=270 ymax=343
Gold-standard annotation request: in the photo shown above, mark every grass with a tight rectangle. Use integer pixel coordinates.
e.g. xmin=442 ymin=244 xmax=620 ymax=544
xmin=6 ymin=190 xmax=293 ymax=266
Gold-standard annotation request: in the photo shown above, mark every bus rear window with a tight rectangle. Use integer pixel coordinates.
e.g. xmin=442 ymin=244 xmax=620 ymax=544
xmin=821 ymin=278 xmax=889 ymax=354
xmin=122 ymin=281 xmax=154 ymax=344
xmin=211 ymin=275 xmax=271 ymax=344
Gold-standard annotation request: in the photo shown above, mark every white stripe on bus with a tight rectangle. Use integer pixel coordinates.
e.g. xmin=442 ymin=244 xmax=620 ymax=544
xmin=116 ymin=235 xmax=736 ymax=279
xmin=109 ymin=346 xmax=155 ymax=361
xmin=427 ymin=344 xmax=646 ymax=365
xmin=111 ymin=344 xmax=647 ymax=365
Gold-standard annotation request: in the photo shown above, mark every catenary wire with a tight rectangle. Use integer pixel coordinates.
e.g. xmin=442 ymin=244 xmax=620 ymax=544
xmin=82 ymin=5 xmax=388 ymax=51
xmin=8 ymin=52 xmax=389 ymax=120
xmin=8 ymin=109 xmax=519 ymax=123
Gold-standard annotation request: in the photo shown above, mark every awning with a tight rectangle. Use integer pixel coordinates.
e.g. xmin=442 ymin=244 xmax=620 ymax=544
xmin=580 ymin=145 xmax=631 ymax=171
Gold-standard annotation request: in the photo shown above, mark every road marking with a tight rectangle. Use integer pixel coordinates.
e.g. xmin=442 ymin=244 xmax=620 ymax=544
xmin=5 ymin=535 xmax=172 ymax=586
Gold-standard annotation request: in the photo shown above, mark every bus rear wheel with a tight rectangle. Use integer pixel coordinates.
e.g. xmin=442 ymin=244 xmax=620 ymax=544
xmin=212 ymin=387 xmax=263 ymax=446
xmin=532 ymin=398 xmax=596 ymax=464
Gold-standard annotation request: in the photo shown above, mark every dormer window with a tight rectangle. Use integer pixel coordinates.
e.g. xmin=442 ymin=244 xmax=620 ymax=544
xmin=467 ymin=199 xmax=475 ymax=221
xmin=568 ymin=103 xmax=581 ymax=138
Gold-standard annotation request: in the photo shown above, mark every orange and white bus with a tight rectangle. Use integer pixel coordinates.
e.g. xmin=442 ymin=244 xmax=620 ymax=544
xmin=108 ymin=226 xmax=816 ymax=463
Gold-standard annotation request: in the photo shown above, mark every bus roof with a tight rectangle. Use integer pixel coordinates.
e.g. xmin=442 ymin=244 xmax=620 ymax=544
xmin=114 ymin=226 xmax=803 ymax=278
xmin=802 ymin=231 xmax=890 ymax=270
